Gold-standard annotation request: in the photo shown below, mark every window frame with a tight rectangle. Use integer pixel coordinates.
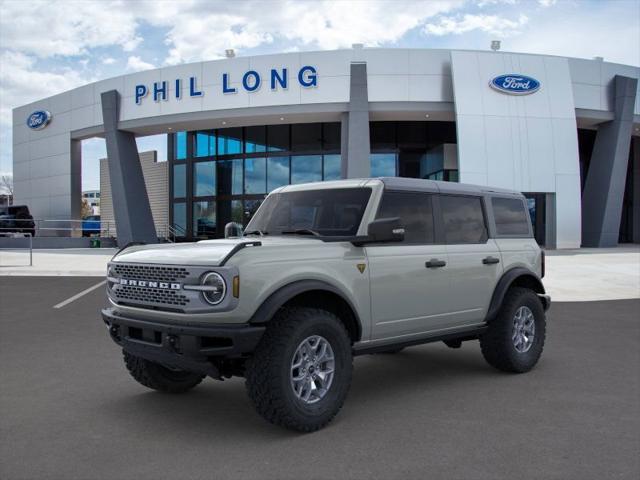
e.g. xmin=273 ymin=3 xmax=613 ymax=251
xmin=488 ymin=194 xmax=534 ymax=239
xmin=438 ymin=193 xmax=490 ymax=245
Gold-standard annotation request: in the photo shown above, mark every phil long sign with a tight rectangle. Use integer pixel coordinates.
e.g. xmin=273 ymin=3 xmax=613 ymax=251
xmin=490 ymin=74 xmax=541 ymax=95
xmin=135 ymin=65 xmax=318 ymax=105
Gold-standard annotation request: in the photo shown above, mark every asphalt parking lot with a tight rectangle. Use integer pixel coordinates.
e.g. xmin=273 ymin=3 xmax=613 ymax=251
xmin=1 ymin=277 xmax=638 ymax=480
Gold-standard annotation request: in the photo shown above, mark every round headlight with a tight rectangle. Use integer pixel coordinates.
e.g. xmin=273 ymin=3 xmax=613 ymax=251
xmin=201 ymin=272 xmax=226 ymax=305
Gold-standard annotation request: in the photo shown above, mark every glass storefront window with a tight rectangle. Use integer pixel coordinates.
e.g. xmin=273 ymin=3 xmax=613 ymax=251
xmin=218 ymin=159 xmax=243 ymax=195
xmin=244 ymin=199 xmax=263 ymax=225
xmin=244 ymin=157 xmax=266 ymax=194
xmin=323 ymin=123 xmax=341 ymax=151
xmin=194 ymin=161 xmax=216 ymax=197
xmin=323 ymin=154 xmax=341 ymax=181
xmin=231 ymin=200 xmax=244 ymax=223
xmin=267 ymin=156 xmax=289 ymax=192
xmin=194 ymin=131 xmax=215 ymax=157
xmin=245 ymin=126 xmax=267 ymax=153
xmin=173 ymin=164 xmax=186 ymax=198
xmin=193 ymin=200 xmax=217 ymax=237
xmin=173 ymin=202 xmax=186 ymax=235
xmin=291 ymin=155 xmax=322 ymax=184
xmin=292 ymin=124 xmax=322 ymax=152
xmin=174 ymin=131 xmax=187 ymax=160
xmin=268 ymin=124 xmax=289 ymax=152
xmin=371 ymin=153 xmax=397 ymax=177
xmin=218 ymin=127 xmax=242 ymax=155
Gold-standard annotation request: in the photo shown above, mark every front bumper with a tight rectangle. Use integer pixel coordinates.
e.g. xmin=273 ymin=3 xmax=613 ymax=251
xmin=102 ymin=308 xmax=265 ymax=377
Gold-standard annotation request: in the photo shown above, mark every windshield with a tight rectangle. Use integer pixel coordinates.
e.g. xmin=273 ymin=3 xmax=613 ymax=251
xmin=245 ymin=188 xmax=372 ymax=237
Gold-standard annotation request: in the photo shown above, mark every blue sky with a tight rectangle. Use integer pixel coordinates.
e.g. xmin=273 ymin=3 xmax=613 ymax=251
xmin=1 ymin=0 xmax=639 ymax=192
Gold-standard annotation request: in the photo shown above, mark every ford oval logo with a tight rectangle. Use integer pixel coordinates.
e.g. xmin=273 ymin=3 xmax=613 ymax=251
xmin=490 ymin=74 xmax=540 ymax=95
xmin=26 ymin=110 xmax=52 ymax=130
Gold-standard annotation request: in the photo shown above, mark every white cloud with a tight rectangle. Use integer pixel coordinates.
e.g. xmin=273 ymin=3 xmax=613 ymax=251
xmin=102 ymin=57 xmax=116 ymax=65
xmin=126 ymin=56 xmax=155 ymax=72
xmin=538 ymin=0 xmax=557 ymax=7
xmin=424 ymin=13 xmax=528 ymax=37
xmin=0 ymin=0 xmax=142 ymax=58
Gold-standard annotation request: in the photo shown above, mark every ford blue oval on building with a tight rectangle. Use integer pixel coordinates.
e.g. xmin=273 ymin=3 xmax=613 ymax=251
xmin=26 ymin=110 xmax=52 ymax=130
xmin=10 ymin=47 xmax=640 ymax=250
xmin=490 ymin=74 xmax=541 ymax=95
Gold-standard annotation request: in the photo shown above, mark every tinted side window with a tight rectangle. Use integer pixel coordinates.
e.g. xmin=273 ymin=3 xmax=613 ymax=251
xmin=440 ymin=195 xmax=487 ymax=244
xmin=376 ymin=192 xmax=434 ymax=243
xmin=492 ymin=197 xmax=531 ymax=236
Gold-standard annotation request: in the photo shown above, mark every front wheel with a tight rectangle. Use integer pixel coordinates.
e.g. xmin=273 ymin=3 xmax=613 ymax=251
xmin=479 ymin=287 xmax=546 ymax=373
xmin=245 ymin=307 xmax=353 ymax=432
xmin=123 ymin=351 xmax=205 ymax=393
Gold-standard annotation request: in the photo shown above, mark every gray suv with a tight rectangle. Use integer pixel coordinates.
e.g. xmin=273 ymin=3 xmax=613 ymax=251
xmin=102 ymin=178 xmax=550 ymax=432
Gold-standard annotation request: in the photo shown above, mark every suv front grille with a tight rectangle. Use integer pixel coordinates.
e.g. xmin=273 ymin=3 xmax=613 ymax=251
xmin=112 ymin=264 xmax=189 ymax=283
xmin=115 ymin=285 xmax=190 ymax=307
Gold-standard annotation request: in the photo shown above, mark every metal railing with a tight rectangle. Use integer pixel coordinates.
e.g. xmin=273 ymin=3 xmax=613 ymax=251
xmin=0 ymin=218 xmax=117 ymax=237
xmin=163 ymin=223 xmax=187 ymax=242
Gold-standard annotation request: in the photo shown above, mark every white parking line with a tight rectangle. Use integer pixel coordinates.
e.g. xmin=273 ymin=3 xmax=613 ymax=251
xmin=53 ymin=280 xmax=106 ymax=309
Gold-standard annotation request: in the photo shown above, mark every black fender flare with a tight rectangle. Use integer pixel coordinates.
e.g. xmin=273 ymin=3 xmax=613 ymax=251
xmin=248 ymin=279 xmax=362 ymax=340
xmin=485 ymin=267 xmax=547 ymax=323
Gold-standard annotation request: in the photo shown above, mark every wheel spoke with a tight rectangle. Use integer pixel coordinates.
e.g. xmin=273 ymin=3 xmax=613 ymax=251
xmin=290 ymin=335 xmax=336 ymax=405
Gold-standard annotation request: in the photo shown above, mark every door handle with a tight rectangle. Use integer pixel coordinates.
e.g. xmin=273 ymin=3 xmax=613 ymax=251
xmin=426 ymin=259 xmax=447 ymax=268
xmin=482 ymin=256 xmax=500 ymax=265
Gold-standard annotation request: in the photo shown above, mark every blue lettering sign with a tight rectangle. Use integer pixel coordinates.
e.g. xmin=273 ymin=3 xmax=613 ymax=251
xmin=26 ymin=110 xmax=52 ymax=130
xmin=153 ymin=81 xmax=167 ymax=102
xmin=242 ymin=70 xmax=261 ymax=92
xmin=271 ymin=68 xmax=287 ymax=90
xmin=298 ymin=66 xmax=317 ymax=87
xmin=189 ymin=76 xmax=203 ymax=97
xmin=222 ymin=73 xmax=237 ymax=94
xmin=135 ymin=85 xmax=148 ymax=104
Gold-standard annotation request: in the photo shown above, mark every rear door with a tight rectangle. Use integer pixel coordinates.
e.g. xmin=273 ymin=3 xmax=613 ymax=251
xmin=439 ymin=194 xmax=503 ymax=326
xmin=366 ymin=191 xmax=452 ymax=340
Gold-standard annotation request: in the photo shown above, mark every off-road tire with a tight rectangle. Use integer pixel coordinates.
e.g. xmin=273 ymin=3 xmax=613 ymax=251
xmin=480 ymin=287 xmax=546 ymax=373
xmin=123 ymin=350 xmax=205 ymax=393
xmin=245 ymin=307 xmax=353 ymax=432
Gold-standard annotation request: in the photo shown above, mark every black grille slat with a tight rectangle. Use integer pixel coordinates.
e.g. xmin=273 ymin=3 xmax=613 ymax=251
xmin=111 ymin=263 xmax=192 ymax=308
xmin=115 ymin=286 xmax=189 ymax=306
xmin=113 ymin=264 xmax=188 ymax=283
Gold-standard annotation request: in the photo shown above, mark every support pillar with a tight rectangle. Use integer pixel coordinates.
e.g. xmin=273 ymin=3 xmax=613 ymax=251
xmin=581 ymin=75 xmax=638 ymax=247
xmin=101 ymin=90 xmax=157 ymax=246
xmin=343 ymin=63 xmax=370 ymax=178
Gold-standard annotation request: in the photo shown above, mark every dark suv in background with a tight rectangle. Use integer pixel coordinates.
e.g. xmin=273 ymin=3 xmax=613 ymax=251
xmin=0 ymin=205 xmax=36 ymax=237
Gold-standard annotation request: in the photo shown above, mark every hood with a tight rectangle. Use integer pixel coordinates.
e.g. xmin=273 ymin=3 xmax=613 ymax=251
xmin=112 ymin=236 xmax=323 ymax=266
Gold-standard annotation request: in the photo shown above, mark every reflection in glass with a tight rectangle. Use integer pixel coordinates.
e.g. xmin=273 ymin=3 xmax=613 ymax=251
xmin=175 ymin=131 xmax=187 ymax=160
xmin=370 ymin=153 xmax=396 ymax=177
xmin=218 ymin=159 xmax=243 ymax=195
xmin=244 ymin=199 xmax=263 ymax=225
xmin=244 ymin=158 xmax=266 ymax=194
xmin=291 ymin=155 xmax=322 ymax=184
xmin=217 ymin=128 xmax=242 ymax=155
xmin=292 ymin=123 xmax=322 ymax=152
xmin=173 ymin=164 xmax=186 ymax=198
xmin=267 ymin=156 xmax=289 ymax=191
xmin=323 ymin=123 xmax=341 ymax=151
xmin=231 ymin=200 xmax=243 ymax=223
xmin=323 ymin=154 xmax=341 ymax=181
xmin=194 ymin=131 xmax=215 ymax=157
xmin=194 ymin=161 xmax=216 ymax=197
xmin=173 ymin=202 xmax=186 ymax=235
xmin=245 ymin=126 xmax=267 ymax=153
xmin=193 ymin=200 xmax=217 ymax=237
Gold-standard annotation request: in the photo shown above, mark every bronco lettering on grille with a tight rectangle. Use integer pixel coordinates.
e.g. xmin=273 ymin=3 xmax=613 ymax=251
xmin=119 ymin=279 xmax=181 ymax=290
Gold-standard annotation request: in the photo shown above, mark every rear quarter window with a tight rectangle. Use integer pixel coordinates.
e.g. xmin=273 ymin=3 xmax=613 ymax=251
xmin=492 ymin=197 xmax=531 ymax=236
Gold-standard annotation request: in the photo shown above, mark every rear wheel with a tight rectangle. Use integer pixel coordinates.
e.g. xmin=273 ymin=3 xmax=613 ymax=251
xmin=123 ymin=351 xmax=205 ymax=393
xmin=245 ymin=307 xmax=353 ymax=432
xmin=479 ymin=287 xmax=546 ymax=373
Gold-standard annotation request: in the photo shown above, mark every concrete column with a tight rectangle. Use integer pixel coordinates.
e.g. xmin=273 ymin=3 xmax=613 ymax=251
xmin=340 ymin=112 xmax=349 ymax=178
xmin=633 ymin=136 xmax=640 ymax=243
xmin=101 ymin=90 xmax=157 ymax=246
xmin=581 ymin=75 xmax=638 ymax=247
xmin=344 ymin=63 xmax=370 ymax=178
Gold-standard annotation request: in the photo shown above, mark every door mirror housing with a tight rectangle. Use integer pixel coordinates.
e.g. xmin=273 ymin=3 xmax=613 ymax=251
xmin=354 ymin=217 xmax=404 ymax=245
xmin=224 ymin=222 xmax=244 ymax=238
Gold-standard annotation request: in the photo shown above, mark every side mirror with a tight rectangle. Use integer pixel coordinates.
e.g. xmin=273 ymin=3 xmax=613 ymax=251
xmin=224 ymin=222 xmax=244 ymax=238
xmin=362 ymin=217 xmax=405 ymax=244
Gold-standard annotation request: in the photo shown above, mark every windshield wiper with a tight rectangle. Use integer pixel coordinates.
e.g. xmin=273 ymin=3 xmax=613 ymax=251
xmin=244 ymin=229 xmax=268 ymax=236
xmin=281 ymin=228 xmax=321 ymax=237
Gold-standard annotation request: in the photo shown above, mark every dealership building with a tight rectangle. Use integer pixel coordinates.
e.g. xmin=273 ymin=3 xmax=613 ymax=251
xmin=11 ymin=47 xmax=640 ymax=248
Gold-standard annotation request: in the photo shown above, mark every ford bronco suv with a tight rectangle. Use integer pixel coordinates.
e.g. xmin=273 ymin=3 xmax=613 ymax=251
xmin=102 ymin=178 xmax=550 ymax=432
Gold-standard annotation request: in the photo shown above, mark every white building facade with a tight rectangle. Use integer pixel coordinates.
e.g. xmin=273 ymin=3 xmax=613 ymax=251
xmin=11 ymin=48 xmax=640 ymax=248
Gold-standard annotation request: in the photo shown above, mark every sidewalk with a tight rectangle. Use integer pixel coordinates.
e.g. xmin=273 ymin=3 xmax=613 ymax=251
xmin=1 ymin=245 xmax=638 ymax=302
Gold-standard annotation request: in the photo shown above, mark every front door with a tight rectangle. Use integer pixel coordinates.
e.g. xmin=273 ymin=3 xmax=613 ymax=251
xmin=366 ymin=191 xmax=453 ymax=341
